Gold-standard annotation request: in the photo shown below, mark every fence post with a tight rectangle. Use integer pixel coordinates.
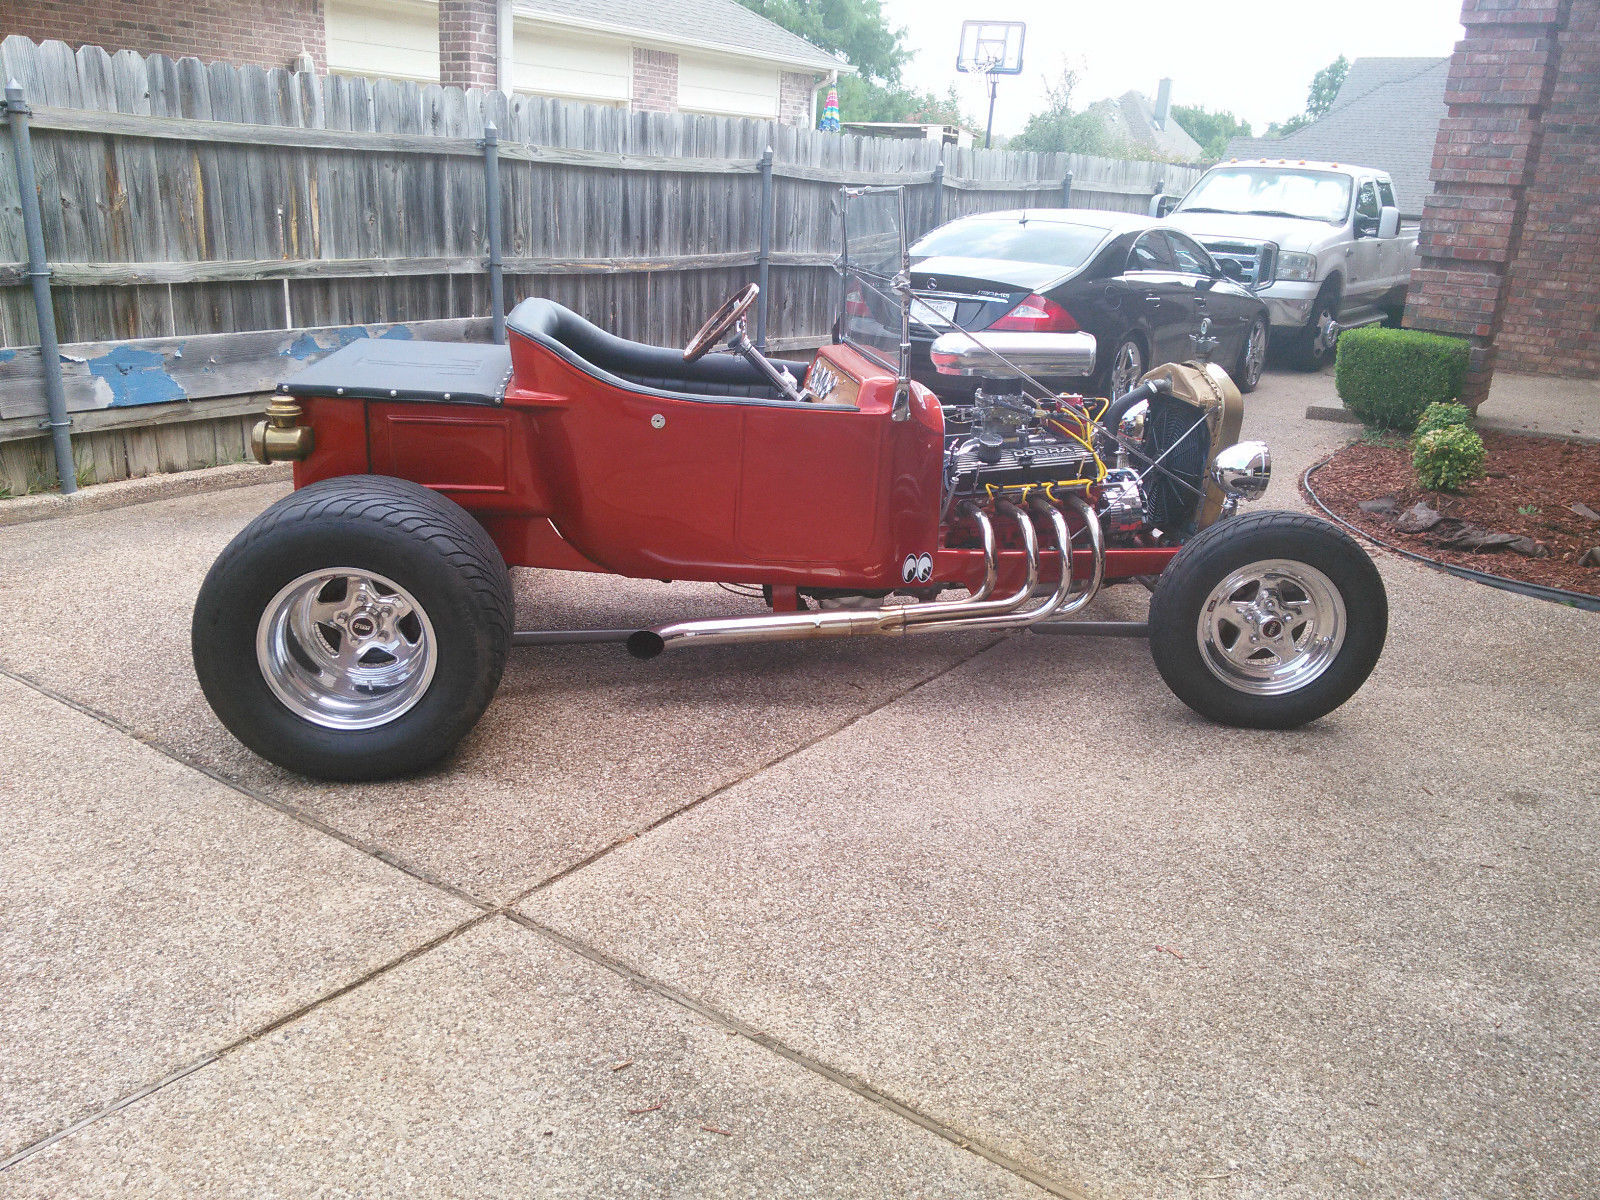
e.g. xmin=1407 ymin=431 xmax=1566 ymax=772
xmin=3 ymin=81 xmax=76 ymax=494
xmin=1060 ymin=170 xmax=1073 ymax=210
xmin=481 ymin=122 xmax=506 ymax=345
xmin=756 ymin=144 xmax=773 ymax=350
xmin=931 ymin=158 xmax=945 ymax=228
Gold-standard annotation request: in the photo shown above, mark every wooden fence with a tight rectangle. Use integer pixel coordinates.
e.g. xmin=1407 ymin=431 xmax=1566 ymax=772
xmin=0 ymin=35 xmax=1203 ymax=492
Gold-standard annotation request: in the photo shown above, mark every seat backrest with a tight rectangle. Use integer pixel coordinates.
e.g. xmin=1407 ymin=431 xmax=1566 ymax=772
xmin=506 ymin=298 xmax=814 ymax=404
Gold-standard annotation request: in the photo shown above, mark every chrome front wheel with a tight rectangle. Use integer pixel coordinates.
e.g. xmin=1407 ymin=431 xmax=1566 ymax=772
xmin=257 ymin=569 xmax=438 ymax=731
xmin=1148 ymin=511 xmax=1387 ymax=728
xmin=1196 ymin=559 xmax=1346 ymax=696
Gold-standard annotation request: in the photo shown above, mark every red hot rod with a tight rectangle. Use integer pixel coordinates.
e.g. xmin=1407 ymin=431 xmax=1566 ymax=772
xmin=194 ymin=189 xmax=1386 ymax=780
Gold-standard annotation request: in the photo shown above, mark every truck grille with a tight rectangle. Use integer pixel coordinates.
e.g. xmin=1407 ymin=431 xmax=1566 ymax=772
xmin=1201 ymin=240 xmax=1278 ymax=288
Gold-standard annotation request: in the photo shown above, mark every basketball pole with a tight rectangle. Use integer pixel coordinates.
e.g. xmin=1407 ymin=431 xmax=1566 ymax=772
xmin=983 ymin=71 xmax=998 ymax=148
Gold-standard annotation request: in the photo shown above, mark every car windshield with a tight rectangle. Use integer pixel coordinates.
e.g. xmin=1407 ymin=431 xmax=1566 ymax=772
xmin=910 ymin=218 xmax=1106 ymax=270
xmin=1176 ymin=167 xmax=1353 ymax=225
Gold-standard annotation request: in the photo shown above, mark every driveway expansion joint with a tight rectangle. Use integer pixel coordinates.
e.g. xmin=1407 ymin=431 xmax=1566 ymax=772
xmin=506 ymin=633 xmax=1012 ymax=905
xmin=0 ymin=661 xmax=495 ymax=912
xmin=0 ymin=911 xmax=497 ymax=1172
xmin=507 ymin=912 xmax=1086 ymax=1200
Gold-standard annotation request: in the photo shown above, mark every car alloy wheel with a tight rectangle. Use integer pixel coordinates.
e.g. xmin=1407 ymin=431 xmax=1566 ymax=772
xmin=1110 ymin=339 xmax=1144 ymax=398
xmin=1244 ymin=319 xmax=1267 ymax=388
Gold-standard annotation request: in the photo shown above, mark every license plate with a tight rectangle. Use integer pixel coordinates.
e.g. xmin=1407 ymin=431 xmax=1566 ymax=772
xmin=912 ymin=297 xmax=958 ymax=329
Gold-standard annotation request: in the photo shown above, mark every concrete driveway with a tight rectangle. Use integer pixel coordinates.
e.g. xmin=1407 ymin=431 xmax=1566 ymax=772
xmin=1 ymin=366 xmax=1596 ymax=1199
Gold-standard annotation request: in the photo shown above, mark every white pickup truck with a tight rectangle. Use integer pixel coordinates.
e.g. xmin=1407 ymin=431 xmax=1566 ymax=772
xmin=1162 ymin=160 xmax=1421 ymax=371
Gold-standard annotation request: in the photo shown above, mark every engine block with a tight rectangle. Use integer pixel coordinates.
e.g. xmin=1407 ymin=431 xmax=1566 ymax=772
xmin=942 ymin=387 xmax=1099 ymax=498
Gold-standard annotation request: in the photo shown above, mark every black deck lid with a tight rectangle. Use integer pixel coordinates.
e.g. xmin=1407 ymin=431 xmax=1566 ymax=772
xmin=280 ymin=339 xmax=511 ymax=405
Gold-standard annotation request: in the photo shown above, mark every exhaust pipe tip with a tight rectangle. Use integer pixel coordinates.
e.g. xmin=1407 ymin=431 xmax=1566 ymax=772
xmin=626 ymin=630 xmax=665 ymax=660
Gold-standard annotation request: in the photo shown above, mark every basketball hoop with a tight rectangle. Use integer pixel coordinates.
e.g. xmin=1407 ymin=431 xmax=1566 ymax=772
xmin=956 ymin=21 xmax=1025 ymax=149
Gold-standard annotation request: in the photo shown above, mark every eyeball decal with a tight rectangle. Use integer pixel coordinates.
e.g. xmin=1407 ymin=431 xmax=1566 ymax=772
xmin=902 ymin=553 xmax=933 ymax=583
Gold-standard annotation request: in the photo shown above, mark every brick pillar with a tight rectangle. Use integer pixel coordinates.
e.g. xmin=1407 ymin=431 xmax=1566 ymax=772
xmin=1404 ymin=0 xmax=1572 ymax=408
xmin=439 ymin=0 xmax=499 ymax=90
xmin=631 ymin=49 xmax=679 ymax=113
xmin=1497 ymin=0 xmax=1600 ymax=376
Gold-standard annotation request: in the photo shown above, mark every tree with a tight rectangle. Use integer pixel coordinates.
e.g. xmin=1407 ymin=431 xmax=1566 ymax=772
xmin=1007 ymin=67 xmax=1130 ymax=158
xmin=733 ymin=0 xmax=907 ymax=84
xmin=1306 ymin=55 xmax=1350 ymax=119
xmin=1169 ymin=104 xmax=1252 ymax=162
xmin=836 ymin=77 xmax=976 ymax=131
xmin=734 ymin=0 xmax=978 ymax=129
xmin=1267 ymin=55 xmax=1349 ymax=137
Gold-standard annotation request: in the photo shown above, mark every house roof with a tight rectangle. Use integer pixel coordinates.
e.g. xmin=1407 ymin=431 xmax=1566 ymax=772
xmin=511 ymin=0 xmax=846 ymax=74
xmin=1225 ymin=57 xmax=1449 ymax=217
xmin=1085 ymin=90 xmax=1203 ymax=161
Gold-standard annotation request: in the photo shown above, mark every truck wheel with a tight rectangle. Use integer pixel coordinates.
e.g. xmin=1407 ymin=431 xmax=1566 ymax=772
xmin=1148 ymin=511 xmax=1386 ymax=729
xmin=1234 ymin=316 xmax=1269 ymax=393
xmin=192 ymin=475 xmax=513 ymax=780
xmin=1290 ymin=284 xmax=1341 ymax=372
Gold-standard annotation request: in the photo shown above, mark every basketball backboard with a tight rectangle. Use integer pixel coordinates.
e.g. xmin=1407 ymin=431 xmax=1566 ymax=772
xmin=956 ymin=21 xmax=1025 ymax=76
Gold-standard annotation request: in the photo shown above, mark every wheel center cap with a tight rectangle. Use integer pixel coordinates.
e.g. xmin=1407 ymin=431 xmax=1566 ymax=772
xmin=349 ymin=614 xmax=377 ymax=638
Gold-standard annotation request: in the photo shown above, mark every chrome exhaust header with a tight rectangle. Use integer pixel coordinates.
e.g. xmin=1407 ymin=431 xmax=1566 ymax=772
xmin=626 ymin=495 xmax=1106 ymax=660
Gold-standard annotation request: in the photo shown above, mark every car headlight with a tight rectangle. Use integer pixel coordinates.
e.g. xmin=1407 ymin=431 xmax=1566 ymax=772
xmin=1276 ymin=252 xmax=1318 ymax=282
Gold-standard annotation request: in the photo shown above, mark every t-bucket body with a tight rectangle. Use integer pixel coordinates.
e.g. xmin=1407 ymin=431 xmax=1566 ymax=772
xmin=205 ymin=185 xmax=1387 ymax=782
xmin=278 ymin=188 xmax=1169 ymax=597
xmin=288 ymin=328 xmax=948 ymax=591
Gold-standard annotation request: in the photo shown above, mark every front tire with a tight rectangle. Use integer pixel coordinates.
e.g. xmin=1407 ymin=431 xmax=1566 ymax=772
xmin=1290 ymin=283 xmax=1340 ymax=372
xmin=192 ymin=476 xmax=513 ymax=780
xmin=1148 ymin=511 xmax=1386 ymax=728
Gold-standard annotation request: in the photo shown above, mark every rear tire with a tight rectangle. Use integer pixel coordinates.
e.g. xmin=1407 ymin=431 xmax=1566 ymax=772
xmin=1148 ymin=511 xmax=1386 ymax=728
xmin=1234 ymin=316 xmax=1269 ymax=393
xmin=1101 ymin=334 xmax=1146 ymax=398
xmin=192 ymin=475 xmax=513 ymax=780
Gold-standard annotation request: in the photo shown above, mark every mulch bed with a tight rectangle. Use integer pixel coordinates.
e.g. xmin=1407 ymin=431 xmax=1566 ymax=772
xmin=1304 ymin=430 xmax=1600 ymax=598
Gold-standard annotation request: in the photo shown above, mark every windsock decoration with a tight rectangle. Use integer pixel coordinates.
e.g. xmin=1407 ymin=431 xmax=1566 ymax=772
xmin=819 ymin=87 xmax=840 ymax=132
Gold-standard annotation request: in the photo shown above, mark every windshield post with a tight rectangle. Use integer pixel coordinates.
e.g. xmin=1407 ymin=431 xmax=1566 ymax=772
xmin=893 ymin=186 xmax=911 ymax=422
xmin=837 ymin=184 xmax=914 ymax=419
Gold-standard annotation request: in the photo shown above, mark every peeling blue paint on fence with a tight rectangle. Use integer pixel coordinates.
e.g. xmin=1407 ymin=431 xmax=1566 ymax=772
xmin=87 ymin=345 xmax=187 ymax=408
xmin=283 ymin=324 xmax=415 ymax=361
xmin=0 ymin=350 xmax=14 ymax=364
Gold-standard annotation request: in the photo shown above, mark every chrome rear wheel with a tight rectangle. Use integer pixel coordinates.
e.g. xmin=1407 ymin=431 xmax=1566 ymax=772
xmin=257 ymin=569 xmax=437 ymax=731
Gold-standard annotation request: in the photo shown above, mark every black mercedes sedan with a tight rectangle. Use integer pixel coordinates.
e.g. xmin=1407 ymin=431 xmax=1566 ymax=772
xmin=904 ymin=209 xmax=1270 ymax=399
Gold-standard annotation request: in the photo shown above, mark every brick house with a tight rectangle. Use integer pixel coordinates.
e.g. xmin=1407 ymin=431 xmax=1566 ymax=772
xmin=9 ymin=0 xmax=844 ymax=125
xmin=1405 ymin=0 xmax=1600 ymax=400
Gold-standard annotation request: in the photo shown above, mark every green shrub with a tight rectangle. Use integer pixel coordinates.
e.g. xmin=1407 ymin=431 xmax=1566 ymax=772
xmin=1413 ymin=401 xmax=1475 ymax=439
xmin=1335 ymin=327 xmax=1471 ymax=431
xmin=1412 ymin=425 xmax=1486 ymax=492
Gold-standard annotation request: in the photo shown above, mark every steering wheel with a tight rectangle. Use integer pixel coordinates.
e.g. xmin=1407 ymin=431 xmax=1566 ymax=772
xmin=683 ymin=283 xmax=760 ymax=362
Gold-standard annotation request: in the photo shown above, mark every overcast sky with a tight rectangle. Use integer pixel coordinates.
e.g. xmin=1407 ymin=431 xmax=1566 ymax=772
xmin=877 ymin=0 xmax=1465 ymax=137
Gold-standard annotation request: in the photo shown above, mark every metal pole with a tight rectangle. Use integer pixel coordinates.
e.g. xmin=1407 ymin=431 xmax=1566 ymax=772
xmin=3 ymin=81 xmax=76 ymax=494
xmin=984 ymin=74 xmax=998 ymax=149
xmin=1061 ymin=170 xmax=1073 ymax=209
xmin=931 ymin=158 xmax=945 ymax=228
xmin=481 ymin=122 xmax=506 ymax=345
xmin=756 ymin=145 xmax=773 ymax=350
